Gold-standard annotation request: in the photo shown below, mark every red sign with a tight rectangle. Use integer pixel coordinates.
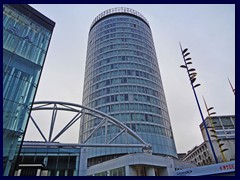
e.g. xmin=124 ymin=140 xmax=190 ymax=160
xmin=220 ymin=164 xmax=235 ymax=171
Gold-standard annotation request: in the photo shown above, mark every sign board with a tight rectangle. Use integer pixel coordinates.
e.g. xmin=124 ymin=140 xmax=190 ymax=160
xmin=175 ymin=161 xmax=235 ymax=176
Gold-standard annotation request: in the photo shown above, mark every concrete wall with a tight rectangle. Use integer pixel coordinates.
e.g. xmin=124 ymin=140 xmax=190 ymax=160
xmin=87 ymin=153 xmax=175 ymax=176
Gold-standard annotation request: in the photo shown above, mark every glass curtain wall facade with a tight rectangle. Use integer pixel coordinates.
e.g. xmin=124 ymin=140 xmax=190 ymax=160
xmin=80 ymin=7 xmax=177 ymax=159
xmin=16 ymin=145 xmax=79 ymax=176
xmin=3 ymin=4 xmax=55 ymax=175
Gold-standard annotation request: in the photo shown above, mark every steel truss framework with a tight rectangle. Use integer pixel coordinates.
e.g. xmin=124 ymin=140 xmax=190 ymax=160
xmin=27 ymin=101 xmax=151 ymax=151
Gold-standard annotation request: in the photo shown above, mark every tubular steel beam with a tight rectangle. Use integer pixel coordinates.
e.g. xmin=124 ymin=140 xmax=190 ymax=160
xmin=29 ymin=101 xmax=148 ymax=146
xmin=29 ymin=115 xmax=47 ymax=142
xmin=22 ymin=142 xmax=146 ymax=148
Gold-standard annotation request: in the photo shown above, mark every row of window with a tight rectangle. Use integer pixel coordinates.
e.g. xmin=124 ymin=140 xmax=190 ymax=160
xmin=84 ymin=130 xmax=176 ymax=146
xmin=88 ymin=42 xmax=156 ymax=63
xmin=88 ymin=32 xmax=154 ymax=58
xmin=4 ymin=5 xmax=51 ymax=37
xmin=3 ymin=9 xmax=51 ymax=51
xmin=85 ymin=56 xmax=160 ymax=87
xmin=94 ymin=167 xmax=125 ymax=176
xmin=89 ymin=93 xmax=162 ymax=109
xmin=84 ymin=76 xmax=161 ymax=96
xmin=87 ymin=35 xmax=155 ymax=63
xmin=91 ymin=15 xmax=149 ymax=36
xmin=90 ymin=69 xmax=160 ymax=87
xmin=84 ymin=85 xmax=164 ymax=104
xmin=86 ymin=143 xmax=176 ymax=158
xmin=216 ymin=130 xmax=235 ymax=139
xmin=84 ymin=55 xmax=159 ymax=83
xmin=17 ymin=155 xmax=76 ymax=176
xmin=90 ymin=32 xmax=153 ymax=51
xmin=3 ymin=63 xmax=36 ymax=131
xmin=87 ymin=123 xmax=172 ymax=139
xmin=84 ymin=112 xmax=171 ymax=130
xmin=184 ymin=144 xmax=209 ymax=161
xmin=220 ymin=117 xmax=235 ymax=126
xmin=84 ymin=101 xmax=168 ymax=115
xmin=3 ymin=70 xmax=32 ymax=104
xmin=206 ymin=117 xmax=235 ymax=135
xmin=216 ymin=129 xmax=235 ymax=134
xmin=211 ymin=117 xmax=235 ymax=127
xmin=109 ymin=107 xmax=171 ymax=122
xmin=3 ymin=100 xmax=29 ymax=131
xmin=88 ymin=42 xmax=155 ymax=61
xmin=4 ymin=31 xmax=47 ymax=66
xmin=89 ymin=33 xmax=153 ymax=58
xmin=92 ymin=16 xmax=150 ymax=34
xmin=92 ymin=22 xmax=151 ymax=41
xmin=91 ymin=61 xmax=159 ymax=79
xmin=94 ymin=103 xmax=168 ymax=118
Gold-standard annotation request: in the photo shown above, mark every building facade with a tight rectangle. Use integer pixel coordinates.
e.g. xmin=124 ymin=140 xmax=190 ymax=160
xmin=14 ymin=142 xmax=79 ymax=176
xmin=15 ymin=141 xmax=196 ymax=176
xmin=79 ymin=7 xmax=177 ymax=162
xmin=183 ymin=115 xmax=235 ymax=165
xmin=200 ymin=115 xmax=235 ymax=142
xmin=3 ymin=4 xmax=55 ymax=175
xmin=15 ymin=141 xmax=234 ymax=176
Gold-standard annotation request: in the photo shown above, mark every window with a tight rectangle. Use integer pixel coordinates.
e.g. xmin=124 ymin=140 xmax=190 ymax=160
xmin=111 ymin=95 xmax=115 ymax=102
xmin=135 ymin=166 xmax=146 ymax=176
xmin=124 ymin=94 xmax=128 ymax=101
xmin=221 ymin=117 xmax=233 ymax=126
xmin=20 ymin=167 xmax=38 ymax=176
xmin=145 ymin=114 xmax=148 ymax=121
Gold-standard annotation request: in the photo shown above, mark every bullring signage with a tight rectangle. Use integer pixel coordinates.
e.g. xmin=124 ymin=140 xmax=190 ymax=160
xmin=175 ymin=161 xmax=235 ymax=176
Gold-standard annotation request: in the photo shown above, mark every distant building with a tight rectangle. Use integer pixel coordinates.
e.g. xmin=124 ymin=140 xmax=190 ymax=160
xmin=183 ymin=142 xmax=212 ymax=166
xmin=182 ymin=115 xmax=235 ymax=166
xmin=177 ymin=153 xmax=187 ymax=160
xmin=200 ymin=115 xmax=235 ymax=142
xmin=3 ymin=4 xmax=55 ymax=175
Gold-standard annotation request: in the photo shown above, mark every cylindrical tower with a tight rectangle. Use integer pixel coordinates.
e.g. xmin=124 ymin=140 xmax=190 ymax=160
xmin=80 ymin=7 xmax=177 ymax=161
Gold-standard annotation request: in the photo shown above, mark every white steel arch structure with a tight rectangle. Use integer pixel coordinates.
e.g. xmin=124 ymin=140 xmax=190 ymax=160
xmin=26 ymin=101 xmax=151 ymax=151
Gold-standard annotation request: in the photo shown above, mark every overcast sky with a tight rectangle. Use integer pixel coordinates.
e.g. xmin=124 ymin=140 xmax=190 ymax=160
xmin=25 ymin=4 xmax=235 ymax=153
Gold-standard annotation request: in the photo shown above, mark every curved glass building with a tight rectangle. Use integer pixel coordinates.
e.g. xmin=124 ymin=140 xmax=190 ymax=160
xmin=80 ymin=7 xmax=177 ymax=161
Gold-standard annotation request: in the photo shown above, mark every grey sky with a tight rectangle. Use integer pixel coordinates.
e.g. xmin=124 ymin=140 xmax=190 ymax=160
xmin=25 ymin=4 xmax=235 ymax=153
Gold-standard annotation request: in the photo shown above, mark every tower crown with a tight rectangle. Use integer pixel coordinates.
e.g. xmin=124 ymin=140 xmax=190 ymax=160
xmin=90 ymin=7 xmax=149 ymax=31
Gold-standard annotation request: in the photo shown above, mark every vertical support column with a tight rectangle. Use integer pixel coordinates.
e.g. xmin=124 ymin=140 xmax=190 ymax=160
xmin=36 ymin=169 xmax=41 ymax=176
xmin=16 ymin=169 xmax=22 ymax=176
xmin=43 ymin=156 xmax=48 ymax=167
xmin=105 ymin=119 xmax=108 ymax=144
xmin=4 ymin=160 xmax=13 ymax=176
xmin=146 ymin=167 xmax=155 ymax=176
xmin=75 ymin=154 xmax=79 ymax=176
xmin=79 ymin=148 xmax=88 ymax=176
xmin=125 ymin=165 xmax=135 ymax=176
xmin=125 ymin=166 xmax=130 ymax=176
xmin=4 ymin=137 xmax=18 ymax=176
xmin=79 ymin=110 xmax=85 ymax=143
xmin=166 ymin=160 xmax=175 ymax=176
